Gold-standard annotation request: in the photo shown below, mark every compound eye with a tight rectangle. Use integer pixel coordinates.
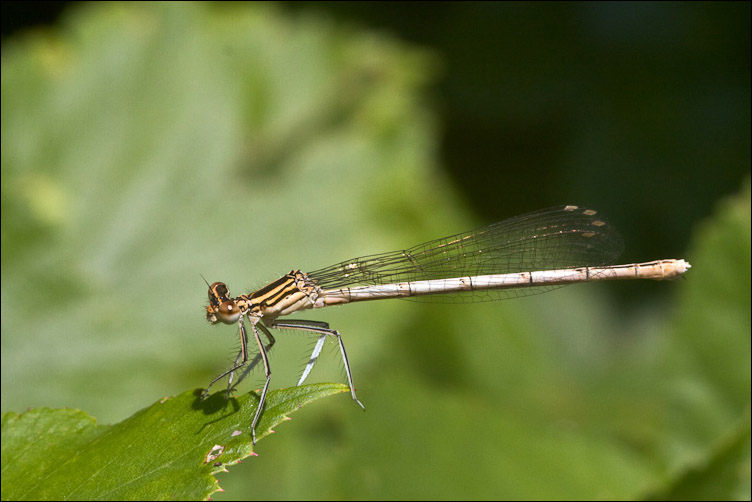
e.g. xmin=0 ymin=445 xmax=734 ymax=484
xmin=216 ymin=300 xmax=241 ymax=325
xmin=209 ymin=282 xmax=230 ymax=302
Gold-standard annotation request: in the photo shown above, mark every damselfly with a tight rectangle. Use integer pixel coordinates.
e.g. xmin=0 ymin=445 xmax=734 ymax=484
xmin=202 ymin=205 xmax=690 ymax=444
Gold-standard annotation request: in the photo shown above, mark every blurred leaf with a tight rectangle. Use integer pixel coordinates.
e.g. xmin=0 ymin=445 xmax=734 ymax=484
xmin=0 ymin=384 xmax=349 ymax=501
xmin=644 ymin=408 xmax=751 ymax=501
xmin=0 ymin=1 xmax=441 ymax=421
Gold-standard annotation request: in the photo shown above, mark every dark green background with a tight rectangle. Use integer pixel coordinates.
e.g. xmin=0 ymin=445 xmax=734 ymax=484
xmin=4 ymin=1 xmax=749 ymax=255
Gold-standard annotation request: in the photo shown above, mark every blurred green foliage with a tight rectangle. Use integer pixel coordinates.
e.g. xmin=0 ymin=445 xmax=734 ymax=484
xmin=1 ymin=2 xmax=749 ymax=500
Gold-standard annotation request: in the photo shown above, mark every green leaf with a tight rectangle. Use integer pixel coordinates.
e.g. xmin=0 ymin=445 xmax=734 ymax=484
xmin=1 ymin=384 xmax=349 ymax=501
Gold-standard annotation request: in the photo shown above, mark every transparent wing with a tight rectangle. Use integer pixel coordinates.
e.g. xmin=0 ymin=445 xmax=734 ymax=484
xmin=308 ymin=205 xmax=624 ymax=303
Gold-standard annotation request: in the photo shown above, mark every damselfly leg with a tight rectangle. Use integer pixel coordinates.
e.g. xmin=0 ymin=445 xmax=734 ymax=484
xmin=266 ymin=318 xmax=365 ymax=410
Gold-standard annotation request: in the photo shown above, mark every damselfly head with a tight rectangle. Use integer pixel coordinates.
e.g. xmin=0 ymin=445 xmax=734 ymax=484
xmin=206 ymin=282 xmax=242 ymax=325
